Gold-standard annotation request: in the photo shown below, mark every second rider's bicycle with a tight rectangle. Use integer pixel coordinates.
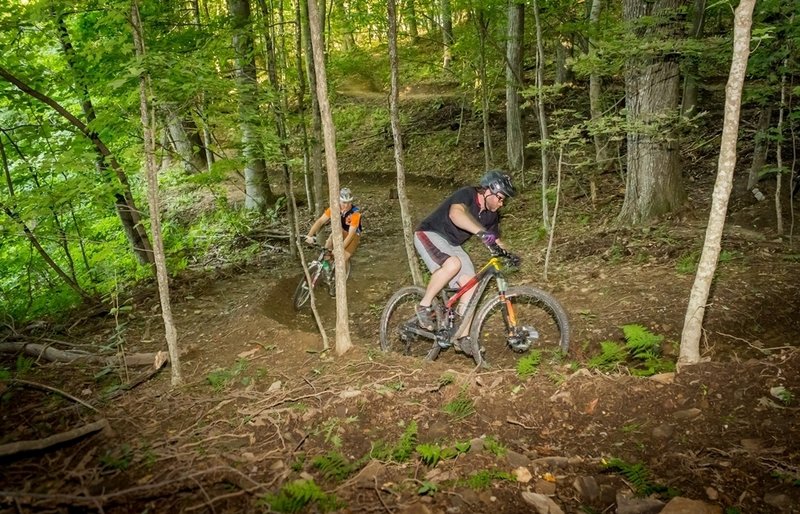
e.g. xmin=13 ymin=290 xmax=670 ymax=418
xmin=379 ymin=245 xmax=570 ymax=368
xmin=292 ymin=239 xmax=352 ymax=310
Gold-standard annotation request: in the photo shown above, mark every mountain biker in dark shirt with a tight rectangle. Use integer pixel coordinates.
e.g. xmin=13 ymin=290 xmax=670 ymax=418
xmin=413 ymin=170 xmax=518 ymax=356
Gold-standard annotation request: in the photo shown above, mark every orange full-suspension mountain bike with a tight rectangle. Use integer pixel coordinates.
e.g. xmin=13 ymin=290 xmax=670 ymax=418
xmin=379 ymin=245 xmax=570 ymax=368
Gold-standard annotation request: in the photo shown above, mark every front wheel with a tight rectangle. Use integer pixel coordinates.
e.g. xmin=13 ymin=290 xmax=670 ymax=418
xmin=379 ymin=286 xmax=441 ymax=361
xmin=292 ymin=263 xmax=321 ymax=310
xmin=470 ymin=286 xmax=570 ymax=369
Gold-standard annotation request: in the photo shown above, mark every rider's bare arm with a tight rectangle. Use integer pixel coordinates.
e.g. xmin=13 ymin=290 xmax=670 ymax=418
xmin=448 ymin=203 xmax=485 ymax=235
xmin=306 ymin=213 xmax=331 ymax=239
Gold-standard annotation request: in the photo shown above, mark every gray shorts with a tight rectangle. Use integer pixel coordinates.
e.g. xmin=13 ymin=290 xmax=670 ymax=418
xmin=414 ymin=231 xmax=475 ymax=289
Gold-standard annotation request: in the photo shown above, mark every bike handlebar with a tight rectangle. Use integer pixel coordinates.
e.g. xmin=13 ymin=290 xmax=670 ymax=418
xmin=488 ymin=244 xmax=521 ymax=267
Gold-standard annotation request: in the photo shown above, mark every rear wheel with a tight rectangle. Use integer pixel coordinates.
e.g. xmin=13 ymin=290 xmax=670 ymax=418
xmin=470 ymin=286 xmax=570 ymax=369
xmin=379 ymin=286 xmax=441 ymax=361
xmin=292 ymin=263 xmax=321 ymax=310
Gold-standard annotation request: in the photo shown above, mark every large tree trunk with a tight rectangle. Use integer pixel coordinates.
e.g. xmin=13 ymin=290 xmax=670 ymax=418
xmin=164 ymin=107 xmax=207 ymax=174
xmin=747 ymin=107 xmax=771 ymax=191
xmin=617 ymin=0 xmax=687 ymax=225
xmin=679 ymin=0 xmax=755 ymax=366
xmin=227 ymin=0 xmax=274 ymax=211
xmin=307 ymin=0 xmax=352 ymax=355
xmin=506 ymin=1 xmax=525 ymax=176
xmin=131 ymin=1 xmax=182 ymax=386
xmin=388 ymin=0 xmax=423 ymax=286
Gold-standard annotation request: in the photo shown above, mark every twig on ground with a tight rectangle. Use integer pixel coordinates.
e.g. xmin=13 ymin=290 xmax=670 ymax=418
xmin=374 ymin=476 xmax=393 ymax=513
xmin=0 ymin=418 xmax=109 ymax=458
xmin=5 ymin=379 xmax=97 ymax=412
xmin=506 ymin=418 xmax=537 ymax=430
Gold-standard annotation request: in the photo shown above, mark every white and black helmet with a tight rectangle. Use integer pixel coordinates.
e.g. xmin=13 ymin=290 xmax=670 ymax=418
xmin=480 ymin=170 xmax=516 ymax=198
xmin=339 ymin=187 xmax=354 ymax=203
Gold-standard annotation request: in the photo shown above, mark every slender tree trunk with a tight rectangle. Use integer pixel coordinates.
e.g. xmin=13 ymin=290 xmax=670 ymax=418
xmin=307 ymin=0 xmax=352 ymax=355
xmin=747 ymin=107 xmax=771 ymax=191
xmin=0 ymin=66 xmax=154 ymax=265
xmin=257 ymin=0 xmax=297 ymax=256
xmin=302 ymin=0 xmax=325 ymax=215
xmin=475 ymin=9 xmax=493 ymax=169
xmin=506 ymin=1 xmax=524 ymax=176
xmin=680 ymin=0 xmax=755 ymax=366
xmin=228 ymin=0 xmax=274 ymax=211
xmin=588 ymin=0 xmax=607 ymax=204
xmin=0 ymin=140 xmax=89 ymax=300
xmin=617 ymin=0 xmax=687 ymax=225
xmin=50 ymin=10 xmax=154 ymax=264
xmin=131 ymin=0 xmax=182 ymax=386
xmin=441 ymin=0 xmax=453 ymax=69
xmin=775 ymin=66 xmax=786 ymax=235
xmin=405 ymin=0 xmax=419 ymax=42
xmin=533 ymin=0 xmax=550 ymax=229
xmin=388 ymin=0 xmax=423 ymax=286
xmin=681 ymin=0 xmax=706 ymax=115
xmin=294 ymin=0 xmax=314 ymax=210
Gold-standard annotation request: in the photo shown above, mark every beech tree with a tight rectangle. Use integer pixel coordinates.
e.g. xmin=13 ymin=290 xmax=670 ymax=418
xmin=680 ymin=0 xmax=756 ymax=365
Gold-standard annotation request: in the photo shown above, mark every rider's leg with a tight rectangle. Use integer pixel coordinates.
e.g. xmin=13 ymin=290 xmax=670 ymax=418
xmin=420 ymin=256 xmax=460 ymax=306
xmin=343 ymin=234 xmax=360 ymax=276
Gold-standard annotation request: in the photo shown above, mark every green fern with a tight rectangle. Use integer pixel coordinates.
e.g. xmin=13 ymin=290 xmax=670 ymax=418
xmin=588 ymin=341 xmax=627 ymax=371
xmin=517 ymin=351 xmax=542 ymax=378
xmin=416 ymin=443 xmax=442 ymax=467
xmin=603 ymin=458 xmax=669 ymax=497
xmin=258 ymin=479 xmax=341 ymax=513
xmin=622 ymin=324 xmax=663 ymax=360
xmin=483 ymin=436 xmax=507 ymax=457
xmin=312 ymin=451 xmax=353 ymax=481
xmin=442 ymin=391 xmax=475 ymax=419
xmin=459 ymin=469 xmax=514 ymax=490
xmin=392 ymin=421 xmax=418 ymax=461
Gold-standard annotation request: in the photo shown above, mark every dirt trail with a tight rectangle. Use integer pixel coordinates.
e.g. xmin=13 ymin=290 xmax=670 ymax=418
xmin=3 ymin=171 xmax=800 ymax=514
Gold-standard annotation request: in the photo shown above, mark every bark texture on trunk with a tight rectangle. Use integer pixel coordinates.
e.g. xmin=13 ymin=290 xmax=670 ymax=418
xmin=132 ymin=0 xmax=182 ymax=385
xmin=228 ymin=0 xmax=273 ymax=211
xmin=680 ymin=0 xmax=755 ymax=365
xmin=506 ymin=2 xmax=525 ymax=175
xmin=618 ymin=0 xmax=687 ymax=225
xmin=308 ymin=0 xmax=352 ymax=356
xmin=388 ymin=0 xmax=424 ymax=286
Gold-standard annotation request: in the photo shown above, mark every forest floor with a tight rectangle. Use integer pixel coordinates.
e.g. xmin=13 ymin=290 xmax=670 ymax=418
xmin=2 ymin=90 xmax=800 ymax=513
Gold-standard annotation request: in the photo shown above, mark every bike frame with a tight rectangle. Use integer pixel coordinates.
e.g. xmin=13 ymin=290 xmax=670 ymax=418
xmin=405 ymin=256 xmax=516 ymax=346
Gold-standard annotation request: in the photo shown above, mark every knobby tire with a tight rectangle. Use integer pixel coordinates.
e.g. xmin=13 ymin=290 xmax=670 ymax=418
xmin=470 ymin=286 xmax=570 ymax=369
xmin=379 ymin=286 xmax=440 ymax=361
xmin=292 ymin=263 xmax=320 ymax=310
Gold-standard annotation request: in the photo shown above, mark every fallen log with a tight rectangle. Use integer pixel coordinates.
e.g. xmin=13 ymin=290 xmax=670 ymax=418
xmin=0 ymin=418 xmax=109 ymax=458
xmin=0 ymin=342 xmax=167 ymax=367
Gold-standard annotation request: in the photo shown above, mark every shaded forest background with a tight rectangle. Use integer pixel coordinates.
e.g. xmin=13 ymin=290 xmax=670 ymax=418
xmin=0 ymin=0 xmax=797 ymax=336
